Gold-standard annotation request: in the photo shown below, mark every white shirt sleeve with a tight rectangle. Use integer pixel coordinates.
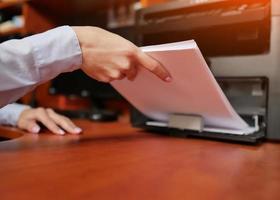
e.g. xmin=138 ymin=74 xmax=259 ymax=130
xmin=0 ymin=103 xmax=30 ymax=126
xmin=0 ymin=26 xmax=82 ymax=107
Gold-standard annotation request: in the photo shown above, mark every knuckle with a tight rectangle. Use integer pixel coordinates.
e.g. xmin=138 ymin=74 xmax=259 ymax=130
xmin=46 ymin=108 xmax=54 ymax=112
xmin=106 ymin=69 xmax=123 ymax=80
xmin=121 ymin=61 xmax=131 ymax=71
xmin=64 ymin=120 xmax=73 ymax=127
xmin=94 ymin=75 xmax=104 ymax=82
xmin=63 ymin=116 xmax=71 ymax=122
xmin=36 ymin=107 xmax=44 ymax=112
xmin=123 ymin=48 xmax=137 ymax=58
xmin=111 ymin=71 xmax=122 ymax=79
xmin=46 ymin=120 xmax=57 ymax=128
xmin=107 ymin=77 xmax=113 ymax=82
xmin=100 ymin=77 xmax=111 ymax=83
xmin=36 ymin=107 xmax=45 ymax=114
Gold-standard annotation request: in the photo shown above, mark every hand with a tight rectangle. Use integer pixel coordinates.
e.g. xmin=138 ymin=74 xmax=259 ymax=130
xmin=17 ymin=107 xmax=82 ymax=135
xmin=72 ymin=26 xmax=172 ymax=82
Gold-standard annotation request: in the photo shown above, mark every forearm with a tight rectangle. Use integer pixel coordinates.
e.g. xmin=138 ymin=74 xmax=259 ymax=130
xmin=0 ymin=26 xmax=82 ymax=107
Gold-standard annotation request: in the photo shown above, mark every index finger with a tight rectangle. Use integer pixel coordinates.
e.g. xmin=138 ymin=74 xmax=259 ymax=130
xmin=136 ymin=50 xmax=172 ymax=82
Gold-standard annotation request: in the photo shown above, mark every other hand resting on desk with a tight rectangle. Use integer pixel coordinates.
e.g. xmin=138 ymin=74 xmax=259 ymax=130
xmin=0 ymin=104 xmax=81 ymax=135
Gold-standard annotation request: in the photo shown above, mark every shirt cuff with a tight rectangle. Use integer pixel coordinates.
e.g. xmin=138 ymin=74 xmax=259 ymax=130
xmin=0 ymin=103 xmax=31 ymax=126
xmin=24 ymin=26 xmax=82 ymax=83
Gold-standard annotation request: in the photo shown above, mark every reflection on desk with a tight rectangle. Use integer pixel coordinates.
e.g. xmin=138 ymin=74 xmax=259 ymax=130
xmin=0 ymin=119 xmax=280 ymax=200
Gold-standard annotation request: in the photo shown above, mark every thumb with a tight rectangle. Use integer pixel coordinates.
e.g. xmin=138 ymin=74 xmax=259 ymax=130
xmin=25 ymin=120 xmax=41 ymax=133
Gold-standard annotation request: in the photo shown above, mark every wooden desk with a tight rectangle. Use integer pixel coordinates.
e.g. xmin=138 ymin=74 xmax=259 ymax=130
xmin=0 ymin=120 xmax=280 ymax=200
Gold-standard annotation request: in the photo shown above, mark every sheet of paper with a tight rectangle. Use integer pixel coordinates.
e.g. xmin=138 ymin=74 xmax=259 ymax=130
xmin=111 ymin=40 xmax=249 ymax=131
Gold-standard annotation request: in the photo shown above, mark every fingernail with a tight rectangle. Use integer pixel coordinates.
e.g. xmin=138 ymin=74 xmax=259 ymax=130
xmin=32 ymin=126 xmax=40 ymax=133
xmin=74 ymin=127 xmax=82 ymax=134
xmin=165 ymin=77 xmax=172 ymax=82
xmin=57 ymin=129 xmax=65 ymax=135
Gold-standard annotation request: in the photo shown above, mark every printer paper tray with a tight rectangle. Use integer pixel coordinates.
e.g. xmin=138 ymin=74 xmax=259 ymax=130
xmin=138 ymin=125 xmax=265 ymax=144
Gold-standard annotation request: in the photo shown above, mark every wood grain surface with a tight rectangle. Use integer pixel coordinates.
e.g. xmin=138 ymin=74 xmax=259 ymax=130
xmin=0 ymin=120 xmax=280 ymax=200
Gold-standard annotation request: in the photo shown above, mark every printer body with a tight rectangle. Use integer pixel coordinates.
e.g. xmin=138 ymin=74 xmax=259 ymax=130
xmin=131 ymin=0 xmax=280 ymax=142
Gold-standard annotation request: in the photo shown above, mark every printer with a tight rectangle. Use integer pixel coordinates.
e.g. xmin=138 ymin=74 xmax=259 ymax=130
xmin=130 ymin=0 xmax=280 ymax=143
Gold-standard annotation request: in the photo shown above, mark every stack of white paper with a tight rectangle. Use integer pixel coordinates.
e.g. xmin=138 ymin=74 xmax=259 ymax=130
xmin=111 ymin=40 xmax=256 ymax=135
